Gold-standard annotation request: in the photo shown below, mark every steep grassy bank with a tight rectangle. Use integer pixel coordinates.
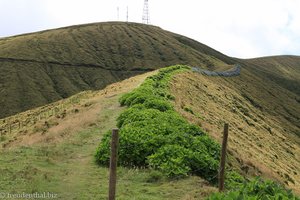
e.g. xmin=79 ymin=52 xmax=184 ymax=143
xmin=169 ymin=65 xmax=300 ymax=194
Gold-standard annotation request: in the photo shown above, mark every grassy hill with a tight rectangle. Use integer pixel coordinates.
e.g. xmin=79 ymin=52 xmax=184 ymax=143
xmin=0 ymin=71 xmax=219 ymax=200
xmin=0 ymin=21 xmax=299 ymax=198
xmin=0 ymin=22 xmax=234 ymax=119
xmin=246 ymin=56 xmax=300 ymax=96
xmin=1 ymin=64 xmax=299 ymax=199
xmin=169 ymin=56 xmax=300 ymax=194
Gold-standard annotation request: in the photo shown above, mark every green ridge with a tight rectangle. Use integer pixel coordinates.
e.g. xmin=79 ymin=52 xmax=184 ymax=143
xmin=95 ymin=65 xmax=221 ymax=181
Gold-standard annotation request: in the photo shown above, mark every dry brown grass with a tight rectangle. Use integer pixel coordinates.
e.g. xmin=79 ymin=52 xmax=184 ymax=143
xmin=170 ymin=70 xmax=300 ymax=194
xmin=1 ymin=70 xmax=157 ymax=149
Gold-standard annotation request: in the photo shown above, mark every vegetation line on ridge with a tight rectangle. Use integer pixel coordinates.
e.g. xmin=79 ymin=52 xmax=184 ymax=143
xmin=95 ymin=65 xmax=221 ymax=181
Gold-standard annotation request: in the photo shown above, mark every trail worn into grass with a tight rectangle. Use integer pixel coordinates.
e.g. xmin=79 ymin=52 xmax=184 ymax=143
xmin=0 ymin=71 xmax=154 ymax=197
xmin=0 ymin=70 xmax=216 ymax=200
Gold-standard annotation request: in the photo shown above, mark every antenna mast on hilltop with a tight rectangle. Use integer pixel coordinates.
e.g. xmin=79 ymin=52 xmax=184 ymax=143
xmin=142 ymin=0 xmax=150 ymax=24
xmin=117 ymin=7 xmax=119 ymax=20
xmin=127 ymin=6 xmax=129 ymax=22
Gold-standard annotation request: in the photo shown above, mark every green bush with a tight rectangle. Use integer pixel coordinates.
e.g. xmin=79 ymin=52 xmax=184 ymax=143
xmin=207 ymin=178 xmax=300 ymax=200
xmin=144 ymin=98 xmax=173 ymax=112
xmin=148 ymin=145 xmax=191 ymax=177
xmin=188 ymin=136 xmax=220 ymax=182
xmin=119 ymin=92 xmax=132 ymax=106
xmin=100 ymin=108 xmax=210 ymax=170
xmin=123 ymin=91 xmax=151 ymax=106
xmin=95 ymin=65 xmax=220 ymax=182
xmin=225 ymin=171 xmax=245 ymax=190
xmin=116 ymin=105 xmax=160 ymax=128
xmin=95 ymin=130 xmax=111 ymax=166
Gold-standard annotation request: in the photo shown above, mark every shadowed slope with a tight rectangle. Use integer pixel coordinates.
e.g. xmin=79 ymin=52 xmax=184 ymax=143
xmin=0 ymin=22 xmax=234 ymax=118
xmin=244 ymin=55 xmax=300 ymax=95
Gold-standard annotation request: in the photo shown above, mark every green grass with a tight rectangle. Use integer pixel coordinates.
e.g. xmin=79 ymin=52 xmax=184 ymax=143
xmin=0 ymin=95 xmax=120 ymax=199
xmin=0 ymin=92 xmax=216 ymax=200
xmin=207 ymin=178 xmax=300 ymax=200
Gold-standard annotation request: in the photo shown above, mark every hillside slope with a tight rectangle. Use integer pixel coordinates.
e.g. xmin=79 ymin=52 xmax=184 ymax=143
xmin=169 ymin=56 xmax=300 ymax=193
xmin=0 ymin=22 xmax=234 ymax=118
xmin=245 ymin=56 xmax=300 ymax=95
xmin=1 ymin=21 xmax=299 ymax=197
xmin=0 ymin=71 xmax=217 ymax=200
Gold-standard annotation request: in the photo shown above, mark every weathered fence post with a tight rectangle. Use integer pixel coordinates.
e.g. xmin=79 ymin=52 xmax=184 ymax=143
xmin=109 ymin=128 xmax=119 ymax=200
xmin=219 ymin=123 xmax=229 ymax=192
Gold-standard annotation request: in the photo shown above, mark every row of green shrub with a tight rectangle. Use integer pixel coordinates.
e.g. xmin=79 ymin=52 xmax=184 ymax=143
xmin=207 ymin=178 xmax=300 ymax=200
xmin=95 ymin=65 xmax=299 ymax=199
xmin=95 ymin=65 xmax=221 ymax=182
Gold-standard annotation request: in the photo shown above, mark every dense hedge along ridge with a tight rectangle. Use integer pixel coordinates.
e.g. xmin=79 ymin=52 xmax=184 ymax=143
xmin=95 ymin=65 xmax=221 ymax=181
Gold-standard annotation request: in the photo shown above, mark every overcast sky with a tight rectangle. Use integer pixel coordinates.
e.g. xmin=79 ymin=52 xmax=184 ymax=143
xmin=0 ymin=0 xmax=299 ymax=58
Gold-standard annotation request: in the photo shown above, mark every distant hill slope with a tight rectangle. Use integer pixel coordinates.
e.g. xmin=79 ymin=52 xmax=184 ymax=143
xmin=0 ymin=22 xmax=234 ymax=118
xmin=238 ymin=56 xmax=300 ymax=133
xmin=244 ymin=56 xmax=300 ymax=95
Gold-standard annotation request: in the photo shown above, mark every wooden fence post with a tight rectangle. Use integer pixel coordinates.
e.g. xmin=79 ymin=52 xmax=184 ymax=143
xmin=219 ymin=123 xmax=229 ymax=192
xmin=108 ymin=128 xmax=119 ymax=200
